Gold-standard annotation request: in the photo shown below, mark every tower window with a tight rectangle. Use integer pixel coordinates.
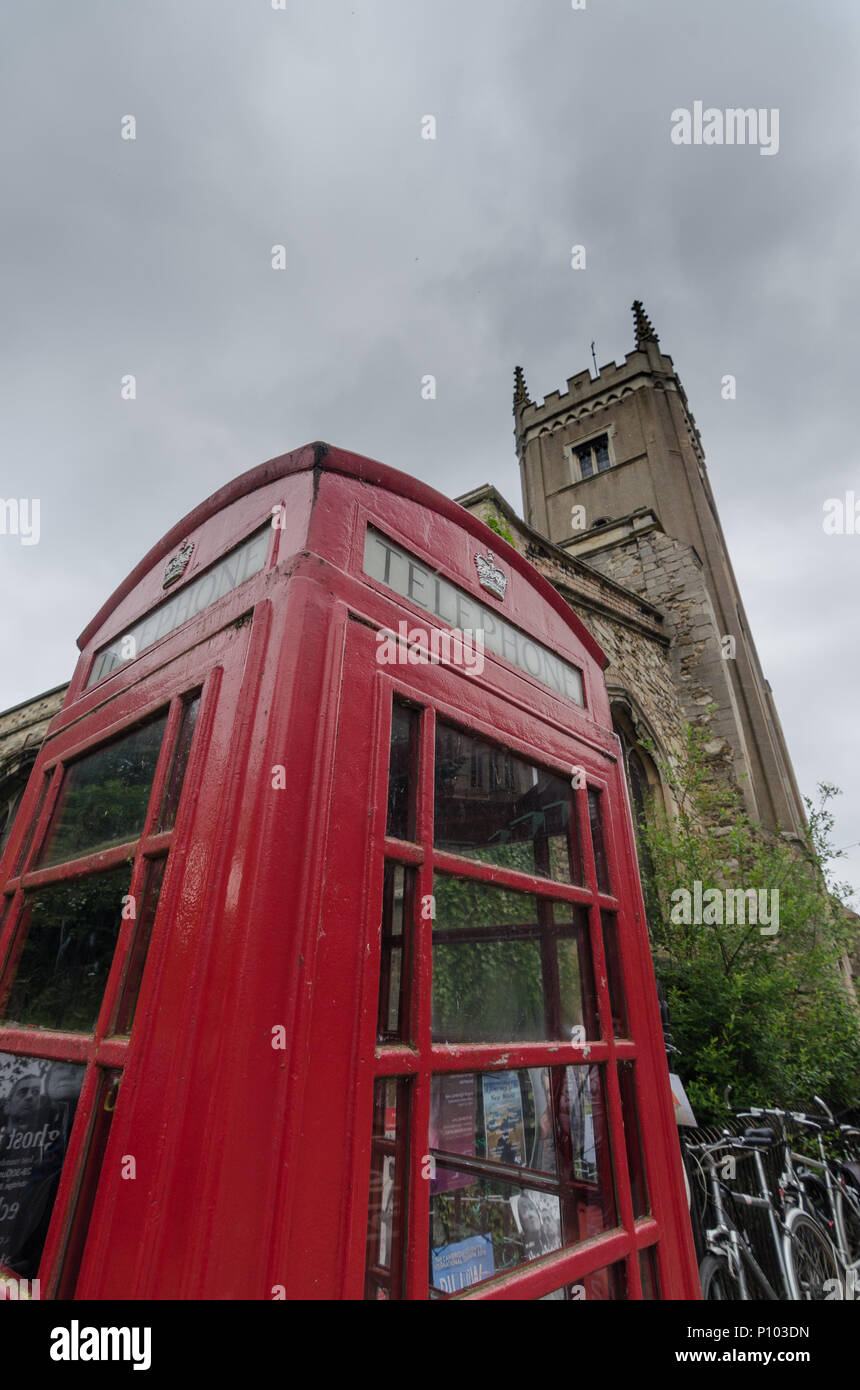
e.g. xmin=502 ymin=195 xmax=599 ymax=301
xmin=575 ymin=435 xmax=611 ymax=481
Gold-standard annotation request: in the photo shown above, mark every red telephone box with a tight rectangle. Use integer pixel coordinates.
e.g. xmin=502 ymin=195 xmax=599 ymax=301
xmin=0 ymin=442 xmax=699 ymax=1300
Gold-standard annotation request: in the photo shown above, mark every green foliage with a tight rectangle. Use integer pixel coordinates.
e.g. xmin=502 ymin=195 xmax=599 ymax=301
xmin=637 ymin=721 xmax=860 ymax=1125
xmin=486 ymin=513 xmax=514 ymax=545
xmin=6 ymin=867 xmax=130 ymax=1032
xmin=431 ymin=873 xmax=585 ymax=1045
xmin=432 ymin=876 xmax=542 ymax=1042
xmin=46 ymin=777 xmax=151 ymax=863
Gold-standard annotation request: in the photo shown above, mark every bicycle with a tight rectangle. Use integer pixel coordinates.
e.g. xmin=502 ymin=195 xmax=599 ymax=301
xmin=773 ymin=1097 xmax=860 ymax=1289
xmin=686 ymin=1122 xmax=841 ymax=1300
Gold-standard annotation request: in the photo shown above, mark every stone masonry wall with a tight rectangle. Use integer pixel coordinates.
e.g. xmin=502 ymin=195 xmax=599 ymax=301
xmin=582 ymin=528 xmax=758 ymax=815
xmin=0 ymin=684 xmax=67 ymax=851
xmin=464 ymin=497 xmax=692 ymax=806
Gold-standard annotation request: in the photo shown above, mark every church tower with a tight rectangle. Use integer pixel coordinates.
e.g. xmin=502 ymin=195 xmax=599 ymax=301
xmin=513 ymin=303 xmax=806 ymax=836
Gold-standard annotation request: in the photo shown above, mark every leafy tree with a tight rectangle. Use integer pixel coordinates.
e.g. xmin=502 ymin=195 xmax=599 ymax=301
xmin=636 ymin=721 xmax=860 ymax=1124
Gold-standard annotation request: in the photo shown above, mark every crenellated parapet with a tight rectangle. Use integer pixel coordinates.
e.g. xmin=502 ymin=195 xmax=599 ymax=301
xmin=514 ymin=300 xmax=706 ymax=465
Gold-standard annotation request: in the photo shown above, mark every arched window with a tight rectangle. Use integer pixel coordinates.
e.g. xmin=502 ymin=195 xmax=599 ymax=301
xmin=627 ymin=747 xmax=650 ymax=831
xmin=0 ymin=767 xmax=33 ymax=857
xmin=610 ymin=704 xmax=665 ymax=926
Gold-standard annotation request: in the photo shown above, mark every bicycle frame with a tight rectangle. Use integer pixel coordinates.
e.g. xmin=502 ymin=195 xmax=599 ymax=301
xmin=791 ymin=1134 xmax=860 ymax=1277
xmin=693 ymin=1140 xmax=782 ymax=1300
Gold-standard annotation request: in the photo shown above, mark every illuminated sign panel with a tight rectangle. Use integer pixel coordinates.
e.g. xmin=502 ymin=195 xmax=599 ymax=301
xmin=363 ymin=527 xmax=584 ymax=706
xmin=88 ymin=527 xmax=269 ymax=687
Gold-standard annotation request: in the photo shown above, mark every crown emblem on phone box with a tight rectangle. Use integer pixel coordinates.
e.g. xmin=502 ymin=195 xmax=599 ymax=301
xmin=163 ymin=540 xmax=194 ymax=588
xmin=474 ymin=549 xmax=507 ymax=600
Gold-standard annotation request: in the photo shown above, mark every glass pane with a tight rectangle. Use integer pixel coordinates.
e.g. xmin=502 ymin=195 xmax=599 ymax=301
xmin=55 ymin=1068 xmax=121 ymax=1298
xmin=619 ymin=1062 xmax=649 ymax=1218
xmin=577 ymin=449 xmax=594 ymax=480
xmin=88 ymin=526 xmax=269 ymax=687
xmin=364 ymin=1077 xmax=409 ymax=1300
xmin=0 ymin=1053 xmax=85 ymax=1277
xmin=0 ymin=782 xmax=26 ymax=859
xmin=2 ymin=866 xmax=130 ymax=1032
xmin=587 ymin=787 xmax=611 ymax=893
xmin=114 ymin=857 xmax=167 ymax=1035
xmin=601 ymin=911 xmax=628 ymax=1037
xmin=595 ymin=441 xmax=611 ymax=473
xmin=434 ymin=724 xmax=582 ymax=884
xmin=12 ymin=774 xmax=50 ymax=876
xmin=639 ymin=1245 xmax=661 ymax=1300
xmin=37 ymin=715 xmax=168 ymax=868
xmin=429 ymin=1065 xmax=617 ymax=1295
xmin=364 ymin=527 xmax=584 ymax=708
xmin=157 ymin=695 xmax=200 ymax=831
xmin=386 ymin=703 xmax=419 ymax=842
xmin=377 ymin=863 xmax=414 ymax=1043
xmin=541 ymin=1261 xmax=628 ymax=1300
xmin=432 ymin=875 xmax=598 ymax=1044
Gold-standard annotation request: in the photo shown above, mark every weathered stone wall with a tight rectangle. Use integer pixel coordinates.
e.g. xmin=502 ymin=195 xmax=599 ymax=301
xmin=460 ymin=493 xmax=690 ymax=803
xmin=581 ymin=526 xmax=752 ymax=806
xmin=0 ymin=684 xmax=67 ymax=853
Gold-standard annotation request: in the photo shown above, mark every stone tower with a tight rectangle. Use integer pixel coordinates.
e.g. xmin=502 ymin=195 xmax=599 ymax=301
xmin=513 ymin=302 xmax=806 ymax=836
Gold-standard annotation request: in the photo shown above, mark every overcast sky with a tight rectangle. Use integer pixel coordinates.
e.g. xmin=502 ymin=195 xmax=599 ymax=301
xmin=1 ymin=0 xmax=858 ymax=896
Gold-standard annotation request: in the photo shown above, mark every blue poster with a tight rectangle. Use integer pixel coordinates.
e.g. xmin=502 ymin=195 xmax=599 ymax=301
xmin=431 ymin=1234 xmax=495 ymax=1294
xmin=482 ymin=1072 xmax=526 ymax=1167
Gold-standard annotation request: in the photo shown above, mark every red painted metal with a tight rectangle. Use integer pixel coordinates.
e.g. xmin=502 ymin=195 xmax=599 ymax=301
xmin=0 ymin=442 xmax=700 ymax=1300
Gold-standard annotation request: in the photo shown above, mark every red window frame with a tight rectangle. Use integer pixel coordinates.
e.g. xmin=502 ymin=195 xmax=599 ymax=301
xmin=357 ymin=663 xmax=668 ymax=1300
xmin=0 ymin=636 xmax=231 ymax=1297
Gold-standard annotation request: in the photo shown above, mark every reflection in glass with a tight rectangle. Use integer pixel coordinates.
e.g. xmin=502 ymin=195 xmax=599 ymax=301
xmin=619 ymin=1062 xmax=649 ymax=1220
xmin=601 ymin=911 xmax=629 ymax=1037
xmin=0 ymin=1052 xmax=85 ymax=1277
xmin=0 ymin=781 xmax=26 ymax=860
xmin=55 ymin=1068 xmax=121 ymax=1299
xmin=429 ymin=1066 xmax=616 ymax=1294
xmin=386 ymin=703 xmax=419 ymax=842
xmin=37 ymin=715 xmax=168 ymax=868
xmin=377 ymin=863 xmax=414 ymax=1043
xmin=114 ymin=857 xmax=167 ymax=1035
xmin=13 ymin=774 xmax=50 ymax=876
xmin=2 ymin=867 xmax=130 ymax=1032
xmin=639 ymin=1245 xmax=661 ymax=1299
xmin=365 ymin=1077 xmax=409 ymax=1300
xmin=434 ymin=724 xmax=581 ymax=883
xmin=157 ymin=695 xmax=200 ymax=831
xmin=587 ymin=788 xmax=610 ymax=894
xmin=432 ymin=875 xmax=598 ymax=1044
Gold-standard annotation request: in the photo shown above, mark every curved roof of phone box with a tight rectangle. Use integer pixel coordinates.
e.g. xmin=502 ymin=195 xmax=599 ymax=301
xmin=77 ymin=441 xmax=607 ymax=671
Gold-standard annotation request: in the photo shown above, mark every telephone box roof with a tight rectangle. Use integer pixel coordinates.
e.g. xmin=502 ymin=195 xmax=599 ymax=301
xmin=78 ymin=441 xmax=607 ymax=670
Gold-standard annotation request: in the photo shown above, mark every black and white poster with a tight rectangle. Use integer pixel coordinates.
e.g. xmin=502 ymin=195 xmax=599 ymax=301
xmin=0 ymin=1053 xmax=84 ymax=1278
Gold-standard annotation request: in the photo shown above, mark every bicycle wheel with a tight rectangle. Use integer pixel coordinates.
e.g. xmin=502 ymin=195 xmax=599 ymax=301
xmin=699 ymin=1254 xmax=739 ymax=1300
xmin=835 ymin=1187 xmax=860 ymax=1263
xmin=784 ymin=1209 xmax=841 ymax=1300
